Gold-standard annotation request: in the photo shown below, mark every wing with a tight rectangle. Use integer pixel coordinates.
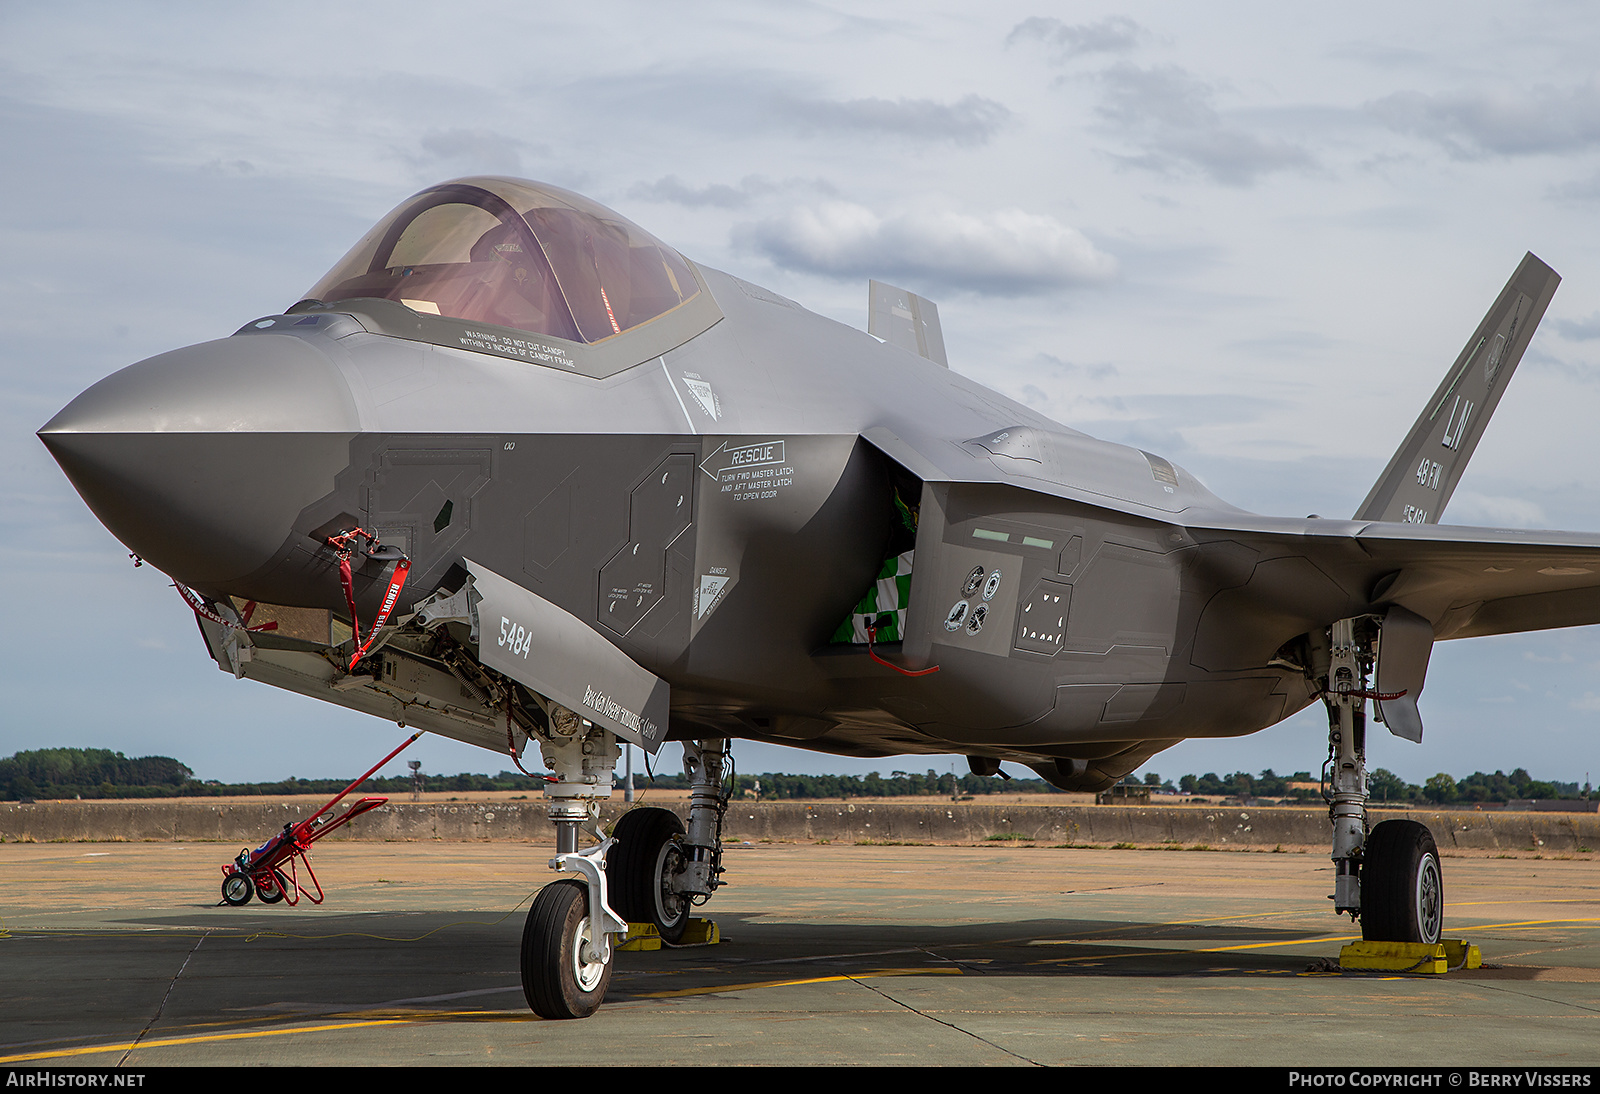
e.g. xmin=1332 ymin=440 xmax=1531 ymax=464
xmin=1348 ymin=521 xmax=1600 ymax=639
xmin=1181 ymin=515 xmax=1600 ymax=742
xmin=1188 ymin=513 xmax=1600 ymax=645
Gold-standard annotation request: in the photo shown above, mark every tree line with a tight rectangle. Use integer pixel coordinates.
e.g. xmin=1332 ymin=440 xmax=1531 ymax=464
xmin=1135 ymin=767 xmax=1588 ymax=803
xmin=1 ymin=747 xmax=1590 ymax=804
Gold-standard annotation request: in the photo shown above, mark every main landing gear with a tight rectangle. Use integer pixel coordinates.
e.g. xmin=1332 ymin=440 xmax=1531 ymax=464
xmin=1315 ymin=618 xmax=1443 ymax=946
xmin=521 ymin=718 xmax=729 ymax=1018
xmin=607 ymin=806 xmax=691 ymax=943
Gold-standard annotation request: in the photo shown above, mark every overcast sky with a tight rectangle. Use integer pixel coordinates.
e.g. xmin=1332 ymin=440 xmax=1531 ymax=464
xmin=4 ymin=2 xmax=1600 ymax=789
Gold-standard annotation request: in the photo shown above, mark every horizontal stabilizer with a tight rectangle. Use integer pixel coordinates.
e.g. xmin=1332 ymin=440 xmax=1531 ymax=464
xmin=868 ymin=280 xmax=948 ymax=367
xmin=1355 ymin=253 xmax=1560 ymax=524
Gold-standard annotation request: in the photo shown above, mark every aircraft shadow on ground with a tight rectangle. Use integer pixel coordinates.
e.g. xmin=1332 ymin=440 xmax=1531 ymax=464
xmin=91 ymin=908 xmax=1343 ymax=1000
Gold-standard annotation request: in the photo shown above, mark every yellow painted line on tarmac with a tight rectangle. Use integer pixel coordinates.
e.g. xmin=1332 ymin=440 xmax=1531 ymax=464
xmin=1451 ymin=899 xmax=1599 ymax=908
xmin=1031 ymin=930 xmax=1351 ymax=952
xmin=0 ymin=1019 xmax=418 ymax=1063
xmin=1045 ymin=951 xmax=1160 ymax=965
xmin=1038 ymin=936 xmax=1353 ymax=964
xmin=637 ymin=966 xmax=963 ymax=999
xmin=1028 ymin=908 xmax=1335 ymax=943
xmin=1028 ymin=917 xmax=1600 ymax=958
xmin=1198 ymin=935 xmax=1358 ymax=953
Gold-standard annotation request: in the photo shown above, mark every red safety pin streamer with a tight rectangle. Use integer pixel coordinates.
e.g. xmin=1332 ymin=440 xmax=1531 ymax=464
xmin=174 ymin=583 xmax=278 ymax=633
xmin=326 ymin=528 xmax=412 ymax=672
xmin=866 ymin=620 xmax=939 ymax=677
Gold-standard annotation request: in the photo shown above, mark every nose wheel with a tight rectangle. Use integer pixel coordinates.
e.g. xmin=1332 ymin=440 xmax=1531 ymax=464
xmin=1360 ymin=819 xmax=1444 ymax=945
xmin=522 ymin=879 xmax=614 ymax=1019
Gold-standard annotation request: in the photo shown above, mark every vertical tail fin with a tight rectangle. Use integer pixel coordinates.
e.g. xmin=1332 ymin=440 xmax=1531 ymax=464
xmin=868 ymin=280 xmax=948 ymax=367
xmin=1354 ymin=253 xmax=1560 ymax=524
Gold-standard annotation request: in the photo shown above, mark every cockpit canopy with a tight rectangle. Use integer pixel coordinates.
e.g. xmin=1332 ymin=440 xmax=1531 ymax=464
xmin=305 ymin=177 xmax=701 ymax=345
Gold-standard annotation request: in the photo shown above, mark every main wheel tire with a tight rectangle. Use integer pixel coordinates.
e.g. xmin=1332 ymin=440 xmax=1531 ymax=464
xmin=1361 ymin=819 xmax=1444 ymax=944
xmin=522 ymin=879 xmax=612 ymax=1019
xmin=607 ymin=807 xmax=691 ymax=944
xmin=255 ymin=869 xmax=287 ymax=904
xmin=221 ymin=873 xmax=254 ymax=907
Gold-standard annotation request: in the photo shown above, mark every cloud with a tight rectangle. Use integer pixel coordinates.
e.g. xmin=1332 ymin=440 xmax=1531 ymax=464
xmin=1094 ymin=64 xmax=1315 ymax=186
xmin=1548 ymin=173 xmax=1600 ymax=204
xmin=1226 ymin=331 xmax=1342 ymax=359
xmin=560 ymin=72 xmax=1012 ymax=147
xmin=627 ymin=175 xmax=836 ymax=210
xmin=1368 ymin=82 xmax=1600 ymax=159
xmin=629 ymin=175 xmax=774 ymax=209
xmin=404 ymin=128 xmax=546 ymax=177
xmin=1007 ymin=16 xmax=1146 ymax=58
xmin=1033 ymin=352 xmax=1119 ymax=380
xmin=778 ymin=93 xmax=1011 ymax=146
xmin=1553 ymin=312 xmax=1600 ymax=340
xmin=1447 ymin=491 xmax=1547 ymax=528
xmin=1568 ymin=691 xmax=1600 ymax=712
xmin=735 ymin=202 xmax=1117 ymax=296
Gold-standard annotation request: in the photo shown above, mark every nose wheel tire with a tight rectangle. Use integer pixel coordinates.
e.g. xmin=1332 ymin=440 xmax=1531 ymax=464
xmin=607 ymin=807 xmax=691 ymax=944
xmin=221 ymin=873 xmax=254 ymax=906
xmin=522 ymin=879 xmax=613 ymax=1019
xmin=1360 ymin=819 xmax=1444 ymax=945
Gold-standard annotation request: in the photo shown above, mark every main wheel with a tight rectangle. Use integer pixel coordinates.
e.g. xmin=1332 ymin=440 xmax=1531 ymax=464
xmin=255 ymin=869 xmax=287 ymax=904
xmin=221 ymin=873 xmax=254 ymax=907
xmin=522 ymin=879 xmax=612 ymax=1019
xmin=607 ymin=807 xmax=691 ymax=944
xmin=1361 ymin=819 xmax=1444 ymax=944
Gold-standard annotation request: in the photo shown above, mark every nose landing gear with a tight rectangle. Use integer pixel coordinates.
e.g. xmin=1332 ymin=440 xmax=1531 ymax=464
xmin=521 ymin=714 xmax=626 ymax=1020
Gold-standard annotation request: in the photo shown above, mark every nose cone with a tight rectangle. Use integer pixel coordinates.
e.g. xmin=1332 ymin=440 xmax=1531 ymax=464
xmin=40 ymin=332 xmax=360 ymax=588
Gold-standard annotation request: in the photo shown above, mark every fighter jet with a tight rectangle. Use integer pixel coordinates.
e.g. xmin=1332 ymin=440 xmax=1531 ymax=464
xmin=39 ymin=176 xmax=1583 ymax=1018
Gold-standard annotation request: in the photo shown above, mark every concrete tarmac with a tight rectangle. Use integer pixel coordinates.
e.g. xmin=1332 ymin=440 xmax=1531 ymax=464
xmin=1 ymin=841 xmax=1597 ymax=1067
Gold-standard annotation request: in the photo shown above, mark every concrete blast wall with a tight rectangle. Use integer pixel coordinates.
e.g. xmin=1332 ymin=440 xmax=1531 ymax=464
xmin=3 ymin=800 xmax=1597 ymax=853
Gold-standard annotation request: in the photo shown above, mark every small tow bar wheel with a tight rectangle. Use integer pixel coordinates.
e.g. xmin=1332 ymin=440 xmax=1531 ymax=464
xmin=607 ymin=807 xmax=691 ymax=943
xmin=221 ymin=873 xmax=254 ymax=907
xmin=1360 ymin=819 xmax=1444 ymax=945
xmin=522 ymin=879 xmax=612 ymax=1019
xmin=255 ymin=869 xmax=287 ymax=904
